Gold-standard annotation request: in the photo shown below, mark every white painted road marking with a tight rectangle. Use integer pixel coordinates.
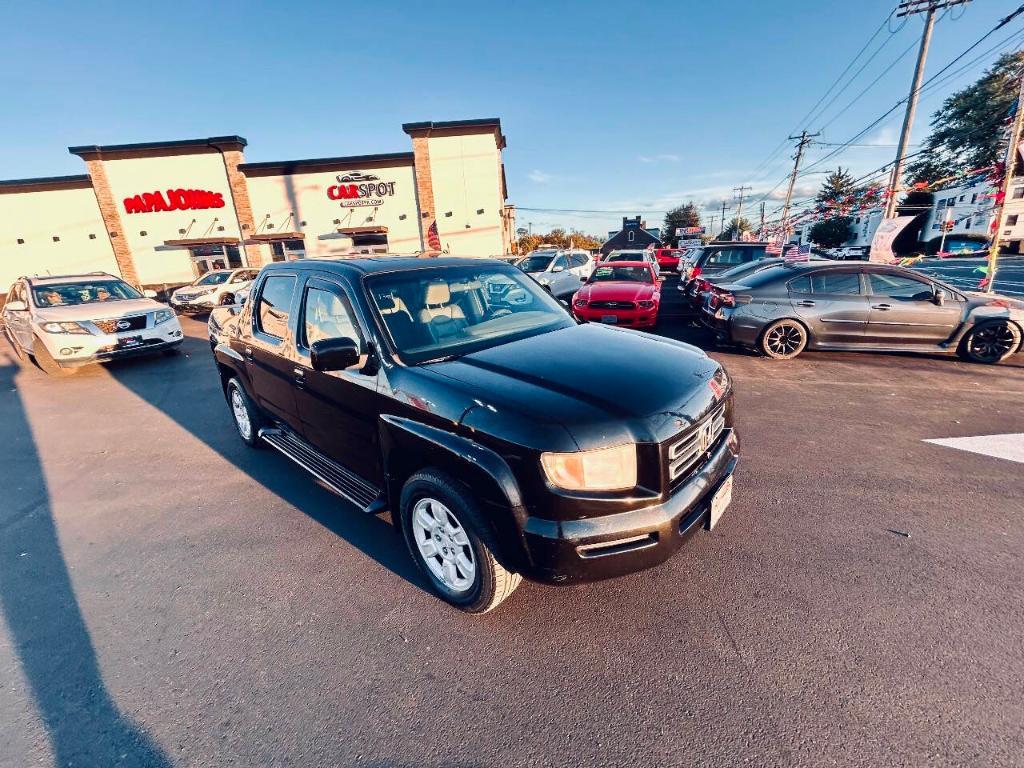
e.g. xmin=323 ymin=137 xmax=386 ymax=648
xmin=923 ymin=433 xmax=1024 ymax=465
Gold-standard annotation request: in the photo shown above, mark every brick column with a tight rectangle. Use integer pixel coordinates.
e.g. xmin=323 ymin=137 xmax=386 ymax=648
xmin=218 ymin=148 xmax=263 ymax=266
xmin=411 ymin=135 xmax=438 ymax=250
xmin=83 ymin=159 xmax=140 ymax=286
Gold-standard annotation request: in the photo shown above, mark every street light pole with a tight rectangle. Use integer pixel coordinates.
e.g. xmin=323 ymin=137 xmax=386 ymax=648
xmin=885 ymin=0 xmax=972 ymax=218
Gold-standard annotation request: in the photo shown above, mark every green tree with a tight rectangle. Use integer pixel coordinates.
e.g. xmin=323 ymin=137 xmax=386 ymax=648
xmin=809 ymin=216 xmax=854 ymax=248
xmin=662 ymin=203 xmax=702 ymax=246
xmin=906 ymin=51 xmax=1024 ymax=185
xmin=719 ymin=216 xmax=752 ymax=240
xmin=515 ymin=228 xmax=603 ymax=254
xmin=816 ymin=167 xmax=858 ymax=207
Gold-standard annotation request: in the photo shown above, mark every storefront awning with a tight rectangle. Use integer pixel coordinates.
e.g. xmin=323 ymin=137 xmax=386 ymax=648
xmin=337 ymin=226 xmax=388 ymax=235
xmin=163 ymin=237 xmax=240 ymax=247
xmin=244 ymin=231 xmax=305 ymax=244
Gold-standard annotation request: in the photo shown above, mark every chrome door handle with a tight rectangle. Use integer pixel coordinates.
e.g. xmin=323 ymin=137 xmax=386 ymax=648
xmin=872 ymin=304 xmax=891 ymax=310
xmin=797 ymin=300 xmax=815 ymax=307
xmin=244 ymin=345 xmax=253 ymax=358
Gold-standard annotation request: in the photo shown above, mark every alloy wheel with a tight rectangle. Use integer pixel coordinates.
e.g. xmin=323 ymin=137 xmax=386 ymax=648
xmin=411 ymin=497 xmax=476 ymax=593
xmin=230 ymin=388 xmax=252 ymax=441
xmin=968 ymin=323 xmax=1016 ymax=363
xmin=765 ymin=323 xmax=804 ymax=357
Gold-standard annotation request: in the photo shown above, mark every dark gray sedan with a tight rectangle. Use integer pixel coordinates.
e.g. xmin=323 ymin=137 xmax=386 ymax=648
xmin=701 ymin=262 xmax=1024 ymax=364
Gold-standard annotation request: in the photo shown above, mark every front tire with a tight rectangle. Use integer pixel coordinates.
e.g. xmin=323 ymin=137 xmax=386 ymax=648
xmin=759 ymin=319 xmax=808 ymax=360
xmin=400 ymin=470 xmax=521 ymax=614
xmin=32 ymin=336 xmax=77 ymax=376
xmin=959 ymin=321 xmax=1021 ymax=364
xmin=226 ymin=377 xmax=263 ymax=447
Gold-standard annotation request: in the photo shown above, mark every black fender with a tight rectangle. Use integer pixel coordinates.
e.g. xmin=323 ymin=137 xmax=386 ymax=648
xmin=379 ymin=415 xmax=533 ymax=572
xmin=214 ymin=342 xmax=249 ymax=399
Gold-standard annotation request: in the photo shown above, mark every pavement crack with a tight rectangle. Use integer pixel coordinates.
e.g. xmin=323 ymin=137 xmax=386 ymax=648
xmin=715 ymin=606 xmax=749 ymax=672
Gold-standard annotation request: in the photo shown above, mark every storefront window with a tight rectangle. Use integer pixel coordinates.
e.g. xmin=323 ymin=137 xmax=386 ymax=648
xmin=271 ymin=239 xmax=306 ymax=262
xmin=189 ymin=244 xmax=245 ymax=276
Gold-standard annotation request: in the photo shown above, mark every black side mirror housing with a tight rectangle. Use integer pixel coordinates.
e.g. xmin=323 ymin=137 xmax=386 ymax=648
xmin=310 ymin=337 xmax=361 ymax=372
xmin=932 ymin=290 xmax=945 ymax=306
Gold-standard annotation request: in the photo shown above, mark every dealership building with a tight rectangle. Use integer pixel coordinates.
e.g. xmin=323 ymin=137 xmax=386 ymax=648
xmin=0 ymin=118 xmax=515 ymax=292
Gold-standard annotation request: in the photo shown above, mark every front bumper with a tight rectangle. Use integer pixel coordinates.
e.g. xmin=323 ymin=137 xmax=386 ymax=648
xmin=40 ymin=322 xmax=184 ymax=367
xmin=521 ymin=429 xmax=740 ymax=584
xmin=575 ymin=306 xmax=659 ymax=328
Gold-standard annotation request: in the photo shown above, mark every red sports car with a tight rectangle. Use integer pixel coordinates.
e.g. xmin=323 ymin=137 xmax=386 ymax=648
xmin=654 ymin=247 xmax=686 ymax=271
xmin=572 ymin=262 xmax=660 ymax=328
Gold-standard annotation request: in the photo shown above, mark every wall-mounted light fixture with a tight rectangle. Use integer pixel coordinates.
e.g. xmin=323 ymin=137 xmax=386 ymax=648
xmin=300 ymin=220 xmax=307 ymax=227
xmin=52 ymin=236 xmax=60 ymax=242
xmin=139 ymin=231 xmax=147 ymax=237
xmin=110 ymin=231 xmax=118 ymax=238
xmin=217 ymin=226 xmax=225 ymax=232
xmin=477 ymin=208 xmax=484 ymax=215
xmin=16 ymin=238 xmax=24 ymax=245
xmin=399 ymin=214 xmax=407 ymax=221
xmin=422 ymin=212 xmax=430 ymax=219
xmin=444 ymin=211 xmax=452 ymax=218
xmin=88 ymin=234 xmax=96 ymax=240
xmin=333 ymin=218 xmax=341 ymax=225
xmin=178 ymin=228 xmax=187 ymax=235
xmin=267 ymin=223 xmax=275 ymax=229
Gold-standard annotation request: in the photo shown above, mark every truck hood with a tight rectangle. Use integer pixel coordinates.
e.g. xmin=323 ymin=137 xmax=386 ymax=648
xmin=34 ymin=298 xmax=164 ymax=323
xmin=421 ymin=323 xmax=725 ymax=449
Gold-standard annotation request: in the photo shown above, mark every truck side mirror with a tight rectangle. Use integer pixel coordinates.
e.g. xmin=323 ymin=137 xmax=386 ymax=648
xmin=143 ymin=289 xmax=158 ymax=299
xmin=310 ymin=337 xmax=361 ymax=371
xmin=932 ymin=289 xmax=945 ymax=306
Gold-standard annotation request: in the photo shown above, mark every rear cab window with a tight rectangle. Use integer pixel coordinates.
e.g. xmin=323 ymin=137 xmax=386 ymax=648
xmin=255 ymin=274 xmax=297 ymax=340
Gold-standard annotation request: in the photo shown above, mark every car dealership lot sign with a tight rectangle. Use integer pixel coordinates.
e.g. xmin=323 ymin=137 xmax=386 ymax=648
xmin=123 ymin=189 xmax=226 ymax=214
xmin=327 ymin=171 xmax=397 ymax=207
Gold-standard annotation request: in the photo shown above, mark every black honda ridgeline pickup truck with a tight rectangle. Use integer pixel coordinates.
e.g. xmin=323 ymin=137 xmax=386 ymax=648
xmin=212 ymin=257 xmax=739 ymax=613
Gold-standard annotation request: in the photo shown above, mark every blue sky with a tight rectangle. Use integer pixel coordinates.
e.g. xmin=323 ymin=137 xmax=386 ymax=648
xmin=3 ymin=0 xmax=1022 ymax=236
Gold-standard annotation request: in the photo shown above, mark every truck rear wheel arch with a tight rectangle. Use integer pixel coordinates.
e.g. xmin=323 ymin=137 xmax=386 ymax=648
xmin=379 ymin=415 xmax=532 ymax=573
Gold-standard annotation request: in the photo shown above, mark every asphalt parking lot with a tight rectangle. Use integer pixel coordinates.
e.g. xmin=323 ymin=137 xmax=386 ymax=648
xmin=2 ymin=307 xmax=1023 ymax=767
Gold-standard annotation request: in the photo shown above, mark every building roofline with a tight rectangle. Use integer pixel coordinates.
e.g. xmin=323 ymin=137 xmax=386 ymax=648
xmin=402 ymin=118 xmax=506 ymax=148
xmin=0 ymin=174 xmax=92 ymax=194
xmin=238 ymin=152 xmax=415 ymax=176
xmin=68 ymin=136 xmax=247 ymax=158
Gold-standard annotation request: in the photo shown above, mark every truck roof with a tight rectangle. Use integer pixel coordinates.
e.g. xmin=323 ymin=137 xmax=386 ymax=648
xmin=261 ymin=256 xmax=505 ymax=276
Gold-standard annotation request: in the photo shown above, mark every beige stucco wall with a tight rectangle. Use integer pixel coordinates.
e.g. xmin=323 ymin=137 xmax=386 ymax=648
xmin=428 ymin=133 xmax=506 ymax=257
xmin=99 ymin=151 xmax=240 ymax=284
xmin=245 ymin=164 xmax=422 ymax=256
xmin=0 ymin=187 xmax=118 ymax=291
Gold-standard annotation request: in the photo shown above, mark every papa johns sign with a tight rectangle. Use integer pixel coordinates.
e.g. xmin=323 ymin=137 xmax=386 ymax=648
xmin=123 ymin=188 xmax=225 ymax=215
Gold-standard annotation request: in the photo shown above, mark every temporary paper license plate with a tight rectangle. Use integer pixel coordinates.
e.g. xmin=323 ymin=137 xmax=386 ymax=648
xmin=709 ymin=475 xmax=733 ymax=530
xmin=600 ymin=315 xmax=618 ymax=324
xmin=118 ymin=335 xmax=143 ymax=349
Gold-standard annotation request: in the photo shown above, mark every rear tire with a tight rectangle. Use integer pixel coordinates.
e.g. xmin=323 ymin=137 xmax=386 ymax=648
xmin=759 ymin=319 xmax=808 ymax=360
xmin=400 ymin=469 xmax=521 ymax=614
xmin=226 ymin=377 xmax=263 ymax=447
xmin=32 ymin=337 xmax=77 ymax=376
xmin=959 ymin=321 xmax=1021 ymax=364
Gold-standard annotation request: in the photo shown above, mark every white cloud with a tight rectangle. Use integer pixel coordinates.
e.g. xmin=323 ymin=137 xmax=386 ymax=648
xmin=528 ymin=169 xmax=553 ymax=183
xmin=864 ymin=125 xmax=899 ymax=147
xmin=638 ymin=154 xmax=681 ymax=164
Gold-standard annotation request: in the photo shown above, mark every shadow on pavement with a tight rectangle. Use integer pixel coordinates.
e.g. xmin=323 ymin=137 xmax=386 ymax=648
xmin=0 ymin=351 xmax=172 ymax=767
xmin=102 ymin=335 xmax=426 ymax=594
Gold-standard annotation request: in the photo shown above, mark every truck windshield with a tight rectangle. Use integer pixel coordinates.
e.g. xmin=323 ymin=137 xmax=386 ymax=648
xmin=367 ymin=264 xmax=575 ymax=364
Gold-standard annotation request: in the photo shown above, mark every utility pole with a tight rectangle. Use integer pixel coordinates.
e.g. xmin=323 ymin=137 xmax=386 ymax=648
xmin=758 ymin=201 xmax=766 ymax=239
xmin=733 ymin=185 xmax=752 ymax=238
xmin=707 ymin=213 xmax=717 ymax=237
xmin=781 ymin=131 xmax=819 ymax=241
xmin=885 ymin=0 xmax=972 ymax=217
xmin=984 ymin=64 xmax=1024 ymax=292
xmin=720 ymin=200 xmax=731 ymax=238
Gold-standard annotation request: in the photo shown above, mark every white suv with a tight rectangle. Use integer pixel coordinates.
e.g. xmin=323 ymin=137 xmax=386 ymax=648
xmin=3 ymin=273 xmax=183 ymax=376
xmin=170 ymin=268 xmax=259 ymax=313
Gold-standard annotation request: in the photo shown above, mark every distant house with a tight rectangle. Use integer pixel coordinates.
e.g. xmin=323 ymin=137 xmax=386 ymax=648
xmin=601 ymin=216 xmax=662 ymax=256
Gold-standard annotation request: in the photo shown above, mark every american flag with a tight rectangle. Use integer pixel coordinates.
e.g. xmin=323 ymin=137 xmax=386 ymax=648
xmin=426 ymin=220 xmax=442 ymax=250
xmin=766 ymin=242 xmax=783 ymax=255
xmin=784 ymin=244 xmax=810 ymax=262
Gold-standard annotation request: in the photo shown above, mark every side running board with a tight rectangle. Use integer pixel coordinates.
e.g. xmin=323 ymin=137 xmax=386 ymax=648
xmin=258 ymin=427 xmax=385 ymax=513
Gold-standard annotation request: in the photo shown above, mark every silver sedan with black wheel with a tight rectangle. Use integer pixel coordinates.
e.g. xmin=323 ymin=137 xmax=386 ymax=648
xmin=700 ymin=262 xmax=1024 ymax=364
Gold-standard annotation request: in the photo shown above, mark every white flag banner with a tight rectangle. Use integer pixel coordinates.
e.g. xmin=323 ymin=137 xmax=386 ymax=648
xmin=869 ymin=216 xmax=916 ymax=263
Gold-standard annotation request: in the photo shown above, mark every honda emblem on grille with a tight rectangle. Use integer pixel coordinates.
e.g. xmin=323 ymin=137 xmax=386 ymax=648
xmin=115 ymin=320 xmax=131 ymax=330
xmin=698 ymin=421 xmax=713 ymax=452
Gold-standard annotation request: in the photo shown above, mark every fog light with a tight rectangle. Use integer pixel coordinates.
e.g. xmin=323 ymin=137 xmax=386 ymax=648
xmin=60 ymin=348 xmax=73 ymax=355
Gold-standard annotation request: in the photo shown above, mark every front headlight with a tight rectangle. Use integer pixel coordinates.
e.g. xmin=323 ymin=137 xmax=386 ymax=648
xmin=193 ymin=286 xmax=216 ymax=296
xmin=540 ymin=444 xmax=637 ymax=491
xmin=154 ymin=308 xmax=176 ymax=325
xmin=41 ymin=321 xmax=91 ymax=335
xmin=637 ymin=300 xmax=655 ymax=309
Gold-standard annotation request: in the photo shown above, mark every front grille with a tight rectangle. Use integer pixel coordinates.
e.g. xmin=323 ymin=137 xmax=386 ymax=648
xmin=666 ymin=404 xmax=727 ymax=484
xmin=589 ymin=300 xmax=636 ymax=310
xmin=94 ymin=315 xmax=148 ymax=334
